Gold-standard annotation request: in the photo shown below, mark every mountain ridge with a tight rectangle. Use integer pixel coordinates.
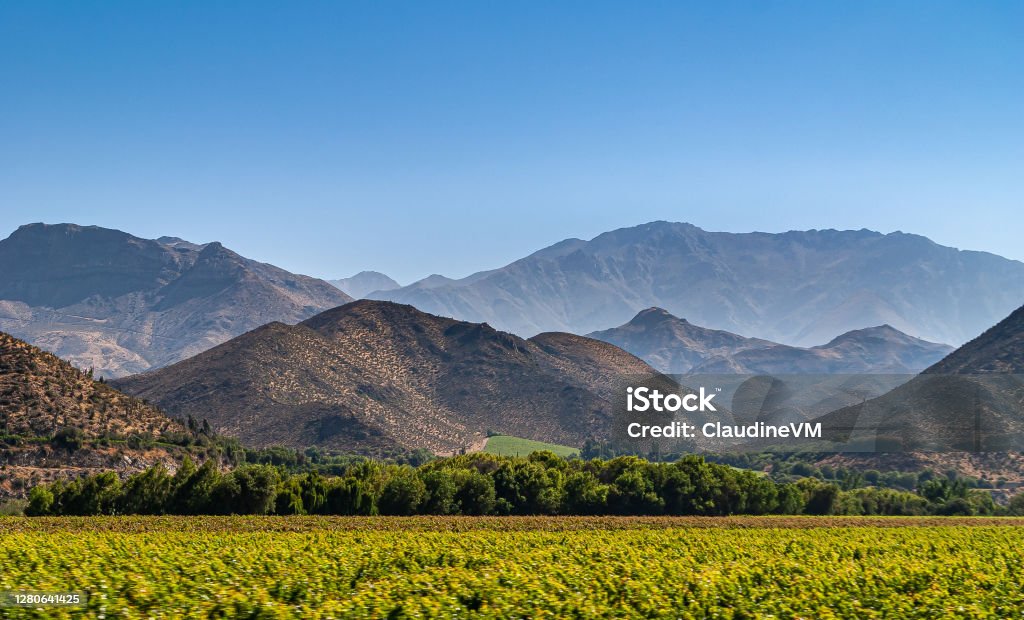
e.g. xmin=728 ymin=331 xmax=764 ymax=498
xmin=371 ymin=221 xmax=1024 ymax=347
xmin=924 ymin=305 xmax=1024 ymax=375
xmin=0 ymin=223 xmax=353 ymax=378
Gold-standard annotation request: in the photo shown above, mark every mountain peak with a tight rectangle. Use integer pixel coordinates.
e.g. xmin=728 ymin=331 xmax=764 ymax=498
xmin=115 ymin=301 xmax=658 ymax=454
xmin=13 ymin=222 xmax=80 ymax=234
xmin=588 ymin=309 xmax=771 ymax=374
xmin=0 ymin=223 xmax=179 ymax=308
xmin=630 ymin=307 xmax=685 ymax=325
xmin=197 ymin=240 xmax=227 ymax=255
xmin=301 ymin=299 xmax=425 ymax=329
xmin=590 ymin=312 xmax=953 ymax=374
xmin=329 ymin=271 xmax=400 ymax=298
xmin=817 ymin=324 xmax=941 ymax=349
xmin=9 ymin=222 xmax=127 ymax=241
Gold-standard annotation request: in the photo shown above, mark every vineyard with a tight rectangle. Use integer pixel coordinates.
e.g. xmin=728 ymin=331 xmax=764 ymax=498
xmin=2 ymin=517 xmax=1024 ymax=618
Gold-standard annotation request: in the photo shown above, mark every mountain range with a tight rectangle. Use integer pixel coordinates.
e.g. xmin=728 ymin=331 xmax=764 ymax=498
xmin=113 ymin=300 xmax=660 ymax=455
xmin=372 ymin=222 xmax=1024 ymax=347
xmin=0 ymin=224 xmax=353 ymax=378
xmin=589 ymin=307 xmax=954 ymax=375
xmin=3 ymin=218 xmax=1023 ymax=501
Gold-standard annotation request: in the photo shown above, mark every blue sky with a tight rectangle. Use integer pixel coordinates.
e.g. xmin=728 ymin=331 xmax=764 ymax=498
xmin=1 ymin=1 xmax=1021 ymax=283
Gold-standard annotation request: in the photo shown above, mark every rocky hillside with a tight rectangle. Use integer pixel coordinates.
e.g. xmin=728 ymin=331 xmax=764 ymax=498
xmin=373 ymin=221 xmax=1024 ymax=347
xmin=114 ymin=300 xmax=661 ymax=455
xmin=0 ymin=223 xmax=352 ymax=377
xmin=0 ymin=331 xmax=188 ymax=498
xmin=0 ymin=332 xmax=181 ymax=438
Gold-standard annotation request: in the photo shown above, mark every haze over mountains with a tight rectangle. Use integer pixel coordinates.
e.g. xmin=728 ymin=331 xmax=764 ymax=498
xmin=0 ymin=224 xmax=352 ymax=378
xmin=590 ymin=307 xmax=954 ymax=375
xmin=372 ymin=222 xmax=1024 ymax=347
xmin=114 ymin=300 xmax=659 ymax=455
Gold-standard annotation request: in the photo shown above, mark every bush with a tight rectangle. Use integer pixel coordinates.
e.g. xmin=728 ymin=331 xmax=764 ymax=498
xmin=25 ymin=485 xmax=54 ymax=516
xmin=52 ymin=427 xmax=85 ymax=452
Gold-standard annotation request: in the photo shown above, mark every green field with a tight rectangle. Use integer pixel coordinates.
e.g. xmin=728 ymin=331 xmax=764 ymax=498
xmin=2 ymin=516 xmax=1024 ymax=618
xmin=482 ymin=434 xmax=580 ymax=458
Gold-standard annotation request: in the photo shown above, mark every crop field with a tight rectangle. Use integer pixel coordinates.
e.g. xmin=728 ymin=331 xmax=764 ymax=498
xmin=482 ymin=434 xmax=580 ymax=458
xmin=1 ymin=517 xmax=1024 ymax=619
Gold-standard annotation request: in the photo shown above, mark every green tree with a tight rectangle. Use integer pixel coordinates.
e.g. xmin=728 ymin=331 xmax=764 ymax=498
xmin=378 ymin=467 xmax=427 ymax=516
xmin=274 ymin=477 xmax=305 ymax=515
xmin=420 ymin=470 xmax=458 ymax=515
xmin=25 ymin=485 xmax=54 ymax=516
xmin=119 ymin=464 xmax=173 ymax=515
xmin=562 ymin=471 xmax=609 ymax=514
xmin=797 ymin=478 xmax=839 ymax=515
xmin=453 ymin=470 xmax=496 ymax=515
xmin=231 ymin=463 xmax=280 ymax=512
xmin=1006 ymin=492 xmax=1024 ymax=516
xmin=170 ymin=459 xmax=221 ymax=514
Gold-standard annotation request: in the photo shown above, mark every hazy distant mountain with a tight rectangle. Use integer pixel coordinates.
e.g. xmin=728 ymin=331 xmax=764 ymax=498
xmin=589 ymin=308 xmax=953 ymax=375
xmin=588 ymin=307 xmax=776 ymax=373
xmin=114 ymin=300 xmax=658 ymax=455
xmin=329 ymin=271 xmax=400 ymax=298
xmin=371 ymin=222 xmax=1024 ymax=347
xmin=813 ymin=304 xmax=1024 ymax=451
xmin=697 ymin=325 xmax=952 ymax=375
xmin=0 ymin=223 xmax=353 ymax=378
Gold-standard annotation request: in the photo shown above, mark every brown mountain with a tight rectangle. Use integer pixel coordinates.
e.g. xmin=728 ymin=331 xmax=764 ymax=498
xmin=588 ymin=308 xmax=952 ymax=374
xmin=0 ymin=331 xmax=187 ymax=497
xmin=0 ymin=223 xmax=353 ymax=378
xmin=813 ymin=304 xmax=1024 ymax=452
xmin=114 ymin=300 xmax=660 ymax=455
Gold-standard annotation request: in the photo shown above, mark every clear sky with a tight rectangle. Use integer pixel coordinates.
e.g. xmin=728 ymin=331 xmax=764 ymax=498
xmin=1 ymin=1 xmax=1021 ymax=283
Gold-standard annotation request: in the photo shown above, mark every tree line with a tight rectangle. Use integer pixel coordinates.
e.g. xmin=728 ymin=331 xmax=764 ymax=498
xmin=25 ymin=451 xmax=1016 ymax=517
